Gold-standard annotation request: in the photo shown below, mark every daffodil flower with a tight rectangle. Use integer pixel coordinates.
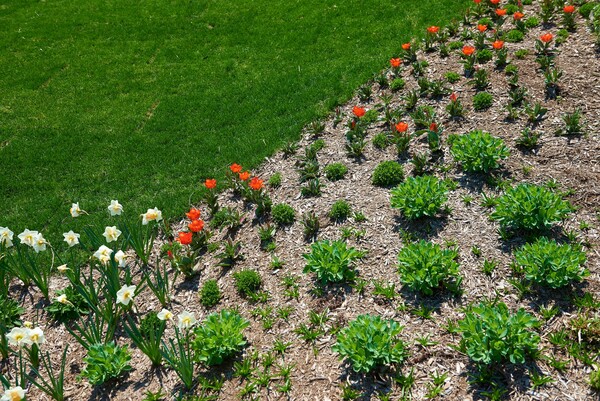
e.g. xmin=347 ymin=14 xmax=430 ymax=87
xmin=177 ymin=311 xmax=197 ymax=330
xmin=63 ymin=230 xmax=80 ymax=247
xmin=6 ymin=327 xmax=32 ymax=348
xmin=93 ymin=245 xmax=113 ymax=265
xmin=157 ymin=308 xmax=173 ymax=321
xmin=108 ymin=200 xmax=123 ymax=216
xmin=70 ymin=202 xmax=85 ymax=217
xmin=102 ymin=226 xmax=122 ymax=243
xmin=0 ymin=226 xmax=14 ymax=247
xmin=114 ymin=250 xmax=126 ymax=267
xmin=55 ymin=294 xmax=70 ymax=304
xmin=116 ymin=284 xmax=136 ymax=306
xmin=17 ymin=228 xmax=38 ymax=247
xmin=141 ymin=207 xmax=162 ymax=225
xmin=1 ymin=386 xmax=26 ymax=401
xmin=32 ymin=233 xmax=48 ymax=253
xmin=56 ymin=264 xmax=70 ymax=273
xmin=27 ymin=327 xmax=46 ymax=346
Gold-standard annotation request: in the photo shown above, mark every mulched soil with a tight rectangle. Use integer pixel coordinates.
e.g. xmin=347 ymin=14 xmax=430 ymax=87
xmin=4 ymin=1 xmax=600 ymax=400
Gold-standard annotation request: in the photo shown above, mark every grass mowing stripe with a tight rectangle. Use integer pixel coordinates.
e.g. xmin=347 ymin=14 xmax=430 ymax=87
xmin=0 ymin=0 xmax=469 ymax=240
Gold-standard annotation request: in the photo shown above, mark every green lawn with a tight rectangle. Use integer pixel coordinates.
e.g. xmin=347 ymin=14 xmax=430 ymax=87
xmin=0 ymin=0 xmax=469 ymax=239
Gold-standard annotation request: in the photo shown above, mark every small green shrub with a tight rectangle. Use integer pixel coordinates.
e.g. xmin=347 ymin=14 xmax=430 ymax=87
xmin=139 ymin=312 xmax=162 ymax=339
xmin=476 ymin=49 xmax=493 ymax=63
xmin=579 ymin=2 xmax=596 ymax=18
xmin=80 ymin=342 xmax=132 ymax=385
xmin=46 ymin=285 xmax=89 ymax=322
xmin=362 ymin=109 xmax=379 ymax=125
xmin=390 ymin=175 xmax=449 ymax=220
xmin=591 ymin=369 xmax=600 ymax=391
xmin=514 ymin=49 xmax=529 ymax=59
xmin=329 ymin=200 xmax=352 ymax=221
xmin=505 ymin=29 xmax=525 ymax=43
xmin=473 ymin=92 xmax=493 ymax=111
xmin=372 ymin=133 xmax=389 ymax=150
xmin=397 ymin=240 xmax=461 ymax=295
xmin=490 ymin=184 xmax=573 ymax=231
xmin=390 ymin=78 xmax=406 ymax=91
xmin=233 ymin=270 xmax=262 ymax=297
xmin=199 ymin=279 xmax=221 ymax=307
xmin=449 ymin=130 xmax=509 ymax=173
xmin=303 ymin=240 xmax=365 ymax=284
xmin=448 ymin=41 xmax=464 ymax=50
xmin=514 ymin=237 xmax=587 ymax=288
xmin=525 ymin=16 xmax=540 ymax=28
xmin=324 ymin=163 xmax=348 ymax=181
xmin=372 ymin=160 xmax=405 ymax=188
xmin=191 ymin=310 xmax=250 ymax=366
xmin=458 ymin=302 xmax=540 ymax=365
xmin=445 ymin=71 xmax=461 ymax=83
xmin=0 ymin=295 xmax=25 ymax=329
xmin=332 ymin=314 xmax=408 ymax=373
xmin=268 ymin=172 xmax=282 ymax=188
xmin=272 ymin=203 xmax=296 ymax=226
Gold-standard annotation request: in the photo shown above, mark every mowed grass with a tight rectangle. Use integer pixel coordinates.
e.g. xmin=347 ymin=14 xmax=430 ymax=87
xmin=0 ymin=0 xmax=468 ymax=238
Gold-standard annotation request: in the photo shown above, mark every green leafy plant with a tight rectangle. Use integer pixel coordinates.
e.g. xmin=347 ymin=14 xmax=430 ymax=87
xmin=209 ymin=206 xmax=244 ymax=231
xmin=329 ymin=200 xmax=352 ymax=222
xmin=324 ymin=163 xmax=348 ymax=181
xmin=332 ymin=314 xmax=408 ymax=373
xmin=472 ymin=92 xmax=493 ymax=111
xmin=199 ymin=279 xmax=221 ymax=307
xmin=272 ymin=203 xmax=296 ymax=226
xmin=123 ymin=313 xmax=165 ymax=366
xmin=371 ymin=133 xmax=390 ymax=150
xmin=445 ymin=71 xmax=461 ymax=83
xmin=161 ymin=327 xmax=195 ymax=390
xmin=372 ymin=160 xmax=405 ymax=188
xmin=233 ymin=269 xmax=262 ymax=297
xmin=513 ymin=237 xmax=587 ymax=288
xmin=556 ymin=109 xmax=585 ymax=136
xmin=449 ymin=130 xmax=509 ymax=173
xmin=390 ymin=175 xmax=449 ymax=220
xmin=504 ymin=29 xmax=525 ymax=43
xmin=26 ymin=345 xmax=69 ymax=401
xmin=192 ymin=310 xmax=250 ymax=366
xmin=397 ymin=240 xmax=461 ymax=295
xmin=390 ymin=78 xmax=406 ymax=91
xmin=301 ymin=211 xmax=320 ymax=240
xmin=490 ymin=184 xmax=573 ymax=231
xmin=79 ymin=342 xmax=132 ymax=385
xmin=303 ymin=240 xmax=365 ymax=284
xmin=268 ymin=172 xmax=282 ymax=188
xmin=458 ymin=301 xmax=540 ymax=365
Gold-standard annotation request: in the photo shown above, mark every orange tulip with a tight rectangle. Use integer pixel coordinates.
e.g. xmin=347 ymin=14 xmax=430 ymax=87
xmin=402 ymin=42 xmax=411 ymax=51
xmin=462 ymin=45 xmax=476 ymax=56
xmin=427 ymin=26 xmax=440 ymax=34
xmin=249 ymin=177 xmax=264 ymax=191
xmin=540 ymin=33 xmax=553 ymax=43
xmin=495 ymin=8 xmax=507 ymax=16
xmin=395 ymin=122 xmax=408 ymax=132
xmin=352 ymin=106 xmax=366 ymax=118
xmin=563 ymin=5 xmax=575 ymax=13
xmin=390 ymin=58 xmax=402 ymax=68
xmin=239 ymin=171 xmax=250 ymax=181
xmin=492 ymin=40 xmax=504 ymax=50
xmin=189 ymin=219 xmax=204 ymax=233
xmin=186 ymin=208 xmax=201 ymax=220
xmin=513 ymin=11 xmax=524 ymax=20
xmin=230 ymin=163 xmax=242 ymax=173
xmin=177 ymin=232 xmax=193 ymax=245
xmin=477 ymin=24 xmax=488 ymax=32
xmin=204 ymin=179 xmax=217 ymax=189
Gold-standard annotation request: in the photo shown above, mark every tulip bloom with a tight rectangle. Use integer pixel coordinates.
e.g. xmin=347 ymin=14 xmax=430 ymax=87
xmin=177 ymin=232 xmax=193 ymax=245
xmin=395 ymin=122 xmax=408 ymax=132
xmin=230 ymin=163 xmax=242 ymax=173
xmin=495 ymin=8 xmax=507 ymax=16
xmin=449 ymin=93 xmax=458 ymax=102
xmin=239 ymin=171 xmax=250 ymax=181
xmin=186 ymin=208 xmax=201 ymax=220
xmin=477 ymin=24 xmax=487 ymax=32
xmin=352 ymin=106 xmax=365 ymax=118
xmin=390 ymin=58 xmax=402 ymax=68
xmin=462 ymin=45 xmax=476 ymax=56
xmin=427 ymin=26 xmax=439 ymax=34
xmin=249 ymin=177 xmax=264 ymax=191
xmin=492 ymin=40 xmax=505 ymax=50
xmin=189 ymin=219 xmax=204 ymax=232
xmin=563 ymin=5 xmax=575 ymax=13
xmin=204 ymin=178 xmax=217 ymax=189
xmin=401 ymin=42 xmax=411 ymax=51
xmin=513 ymin=11 xmax=524 ymax=20
xmin=540 ymin=33 xmax=553 ymax=43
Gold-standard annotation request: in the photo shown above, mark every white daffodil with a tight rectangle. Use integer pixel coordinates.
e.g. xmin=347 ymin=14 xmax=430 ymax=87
xmin=141 ymin=207 xmax=162 ymax=225
xmin=102 ymin=226 xmax=122 ymax=243
xmin=32 ymin=232 xmax=48 ymax=253
xmin=56 ymin=294 xmax=69 ymax=304
xmin=108 ymin=200 xmax=123 ymax=216
xmin=6 ymin=327 xmax=32 ymax=348
xmin=70 ymin=202 xmax=86 ymax=217
xmin=177 ymin=311 xmax=197 ymax=330
xmin=1 ymin=386 xmax=26 ymax=401
xmin=17 ymin=229 xmax=38 ymax=247
xmin=27 ymin=327 xmax=46 ymax=346
xmin=23 ymin=321 xmax=33 ymax=329
xmin=93 ymin=245 xmax=113 ymax=265
xmin=157 ymin=308 xmax=173 ymax=321
xmin=116 ymin=284 xmax=136 ymax=306
xmin=56 ymin=264 xmax=69 ymax=273
xmin=63 ymin=230 xmax=80 ymax=247
xmin=114 ymin=250 xmax=126 ymax=267
xmin=0 ymin=226 xmax=14 ymax=248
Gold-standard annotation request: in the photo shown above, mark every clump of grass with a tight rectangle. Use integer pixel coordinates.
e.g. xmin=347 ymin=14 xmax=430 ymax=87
xmin=200 ymin=279 xmax=221 ymax=308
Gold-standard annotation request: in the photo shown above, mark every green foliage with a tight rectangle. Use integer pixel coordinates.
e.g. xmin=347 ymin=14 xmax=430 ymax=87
xmin=272 ymin=203 xmax=296 ymax=226
xmin=504 ymin=29 xmax=525 ymax=43
xmin=192 ymin=310 xmax=250 ymax=366
xmin=445 ymin=71 xmax=461 ymax=83
xmin=579 ymin=2 xmax=596 ymax=18
xmin=590 ymin=369 xmax=600 ymax=391
xmin=268 ymin=172 xmax=282 ymax=188
xmin=199 ymin=279 xmax=221 ymax=307
xmin=372 ymin=133 xmax=390 ymax=150
xmin=449 ymin=130 xmax=509 ymax=173
xmin=139 ymin=312 xmax=162 ymax=339
xmin=329 ymin=200 xmax=352 ymax=221
xmin=458 ymin=302 xmax=540 ymax=365
xmin=390 ymin=78 xmax=406 ymax=91
xmin=490 ymin=184 xmax=573 ymax=231
xmin=324 ymin=163 xmax=348 ymax=181
xmin=372 ymin=160 xmax=405 ymax=188
xmin=476 ymin=49 xmax=493 ymax=63
xmin=525 ymin=16 xmax=540 ymax=28
xmin=332 ymin=314 xmax=408 ymax=373
xmin=301 ymin=211 xmax=320 ymax=240
xmin=209 ymin=206 xmax=243 ymax=231
xmin=80 ymin=342 xmax=132 ymax=385
xmin=514 ymin=237 xmax=587 ymax=288
xmin=0 ymin=295 xmax=24 ymax=329
xmin=397 ymin=240 xmax=461 ymax=295
xmin=46 ymin=286 xmax=89 ymax=322
xmin=302 ymin=240 xmax=365 ymax=284
xmin=472 ymin=92 xmax=493 ymax=111
xmin=233 ymin=270 xmax=262 ymax=297
xmin=390 ymin=175 xmax=449 ymax=220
